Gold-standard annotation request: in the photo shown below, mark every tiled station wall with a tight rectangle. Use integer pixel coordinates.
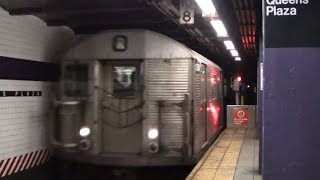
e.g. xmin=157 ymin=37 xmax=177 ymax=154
xmin=0 ymin=8 xmax=74 ymax=177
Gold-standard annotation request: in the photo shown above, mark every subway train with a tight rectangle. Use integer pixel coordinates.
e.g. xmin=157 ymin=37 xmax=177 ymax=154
xmin=51 ymin=29 xmax=224 ymax=166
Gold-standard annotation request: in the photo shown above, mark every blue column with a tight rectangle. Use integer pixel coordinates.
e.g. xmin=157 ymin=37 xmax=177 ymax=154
xmin=263 ymin=1 xmax=320 ymax=179
xmin=257 ymin=37 xmax=263 ymax=174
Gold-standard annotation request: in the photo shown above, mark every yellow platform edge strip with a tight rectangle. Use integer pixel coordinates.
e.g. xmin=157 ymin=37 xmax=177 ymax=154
xmin=186 ymin=128 xmax=246 ymax=180
xmin=212 ymin=129 xmax=246 ymax=180
xmin=186 ymin=128 xmax=237 ymax=180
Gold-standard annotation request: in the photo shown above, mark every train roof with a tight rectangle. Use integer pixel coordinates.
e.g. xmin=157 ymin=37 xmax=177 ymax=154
xmin=63 ymin=29 xmax=221 ymax=70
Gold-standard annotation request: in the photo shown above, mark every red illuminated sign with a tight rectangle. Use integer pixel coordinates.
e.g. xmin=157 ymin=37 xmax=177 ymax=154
xmin=233 ymin=108 xmax=248 ymax=125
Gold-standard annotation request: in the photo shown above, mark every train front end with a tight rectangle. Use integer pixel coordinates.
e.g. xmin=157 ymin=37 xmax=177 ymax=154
xmin=50 ymin=30 xmax=224 ymax=167
xmin=51 ymin=59 xmax=189 ymax=166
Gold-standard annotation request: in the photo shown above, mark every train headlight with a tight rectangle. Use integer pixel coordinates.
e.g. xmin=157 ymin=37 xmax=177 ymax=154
xmin=148 ymin=129 xmax=159 ymax=139
xmin=79 ymin=127 xmax=90 ymax=137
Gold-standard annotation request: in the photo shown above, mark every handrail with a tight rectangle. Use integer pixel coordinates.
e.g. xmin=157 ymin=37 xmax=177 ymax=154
xmin=55 ymin=100 xmax=81 ymax=106
xmin=51 ymin=141 xmax=78 ymax=148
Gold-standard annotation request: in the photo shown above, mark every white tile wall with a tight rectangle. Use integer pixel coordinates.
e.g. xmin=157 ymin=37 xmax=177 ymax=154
xmin=0 ymin=8 xmax=74 ymax=62
xmin=0 ymin=8 xmax=74 ymax=160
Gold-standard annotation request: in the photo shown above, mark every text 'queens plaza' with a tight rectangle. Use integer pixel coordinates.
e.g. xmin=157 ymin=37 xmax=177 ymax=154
xmin=266 ymin=0 xmax=309 ymax=16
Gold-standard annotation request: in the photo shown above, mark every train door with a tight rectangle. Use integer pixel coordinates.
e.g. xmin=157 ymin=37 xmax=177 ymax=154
xmin=200 ymin=64 xmax=208 ymax=143
xmin=56 ymin=63 xmax=90 ymax=146
xmin=207 ymin=67 xmax=221 ymax=140
xmin=101 ymin=61 xmax=143 ymax=154
xmin=193 ymin=62 xmax=208 ymax=155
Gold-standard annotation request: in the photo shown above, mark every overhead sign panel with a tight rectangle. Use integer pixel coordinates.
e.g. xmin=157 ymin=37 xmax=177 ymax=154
xmin=180 ymin=0 xmax=194 ymax=24
xmin=265 ymin=0 xmax=320 ymax=47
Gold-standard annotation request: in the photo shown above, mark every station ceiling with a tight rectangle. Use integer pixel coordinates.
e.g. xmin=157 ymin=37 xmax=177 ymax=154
xmin=0 ymin=0 xmax=261 ymax=83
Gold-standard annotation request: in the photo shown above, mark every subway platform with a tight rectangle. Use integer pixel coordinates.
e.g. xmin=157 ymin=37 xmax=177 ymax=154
xmin=186 ymin=127 xmax=261 ymax=180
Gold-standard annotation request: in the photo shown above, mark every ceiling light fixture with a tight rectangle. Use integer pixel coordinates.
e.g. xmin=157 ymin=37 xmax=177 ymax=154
xmin=195 ymin=0 xmax=217 ymax=17
xmin=210 ymin=20 xmax=228 ymax=37
xmin=235 ymin=57 xmax=241 ymax=61
xmin=195 ymin=0 xmax=241 ymax=61
xmin=230 ymin=49 xmax=239 ymax=57
xmin=223 ymin=40 xmax=235 ymax=50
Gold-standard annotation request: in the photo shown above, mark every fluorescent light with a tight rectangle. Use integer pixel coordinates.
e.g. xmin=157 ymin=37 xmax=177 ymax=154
xmin=210 ymin=20 xmax=228 ymax=37
xmin=195 ymin=0 xmax=217 ymax=17
xmin=223 ymin=40 xmax=235 ymax=50
xmin=230 ymin=50 xmax=239 ymax=57
xmin=235 ymin=57 xmax=241 ymax=61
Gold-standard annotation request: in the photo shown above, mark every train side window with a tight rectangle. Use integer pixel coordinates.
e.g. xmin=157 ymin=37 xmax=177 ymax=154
xmin=63 ymin=64 xmax=88 ymax=97
xmin=211 ymin=75 xmax=219 ymax=100
xmin=112 ymin=66 xmax=137 ymax=96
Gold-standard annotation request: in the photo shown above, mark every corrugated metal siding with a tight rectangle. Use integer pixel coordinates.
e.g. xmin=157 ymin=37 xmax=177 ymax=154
xmin=145 ymin=59 xmax=189 ymax=153
xmin=216 ymin=70 xmax=223 ymax=129
xmin=206 ymin=66 xmax=213 ymax=139
xmin=219 ymin=72 xmax=224 ymax=127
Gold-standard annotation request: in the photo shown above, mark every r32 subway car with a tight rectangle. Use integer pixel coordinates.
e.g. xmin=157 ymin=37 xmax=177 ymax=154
xmin=52 ymin=29 xmax=224 ymax=166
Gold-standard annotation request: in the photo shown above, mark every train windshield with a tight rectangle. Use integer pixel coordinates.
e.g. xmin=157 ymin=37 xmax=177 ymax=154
xmin=112 ymin=66 xmax=137 ymax=96
xmin=63 ymin=64 xmax=89 ymax=97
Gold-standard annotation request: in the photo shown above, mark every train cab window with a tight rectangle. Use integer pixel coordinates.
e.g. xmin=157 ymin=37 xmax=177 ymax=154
xmin=63 ymin=64 xmax=89 ymax=97
xmin=112 ymin=66 xmax=137 ymax=96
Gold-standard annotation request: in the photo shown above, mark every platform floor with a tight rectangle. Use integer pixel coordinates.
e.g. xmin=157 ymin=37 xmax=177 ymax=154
xmin=186 ymin=127 xmax=261 ymax=180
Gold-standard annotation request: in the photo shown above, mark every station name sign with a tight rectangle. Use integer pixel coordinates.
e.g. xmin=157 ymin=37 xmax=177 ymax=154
xmin=1 ymin=91 xmax=42 ymax=97
xmin=266 ymin=0 xmax=309 ymax=16
xmin=264 ymin=0 xmax=320 ymax=48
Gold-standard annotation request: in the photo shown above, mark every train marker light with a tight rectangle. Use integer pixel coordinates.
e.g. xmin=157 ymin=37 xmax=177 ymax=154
xmin=235 ymin=57 xmax=241 ymax=61
xmin=195 ymin=0 xmax=217 ymax=17
xmin=230 ymin=50 xmax=239 ymax=57
xmin=79 ymin=127 xmax=91 ymax=137
xmin=211 ymin=77 xmax=216 ymax=84
xmin=210 ymin=20 xmax=228 ymax=37
xmin=223 ymin=40 xmax=235 ymax=50
xmin=148 ymin=129 xmax=159 ymax=139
